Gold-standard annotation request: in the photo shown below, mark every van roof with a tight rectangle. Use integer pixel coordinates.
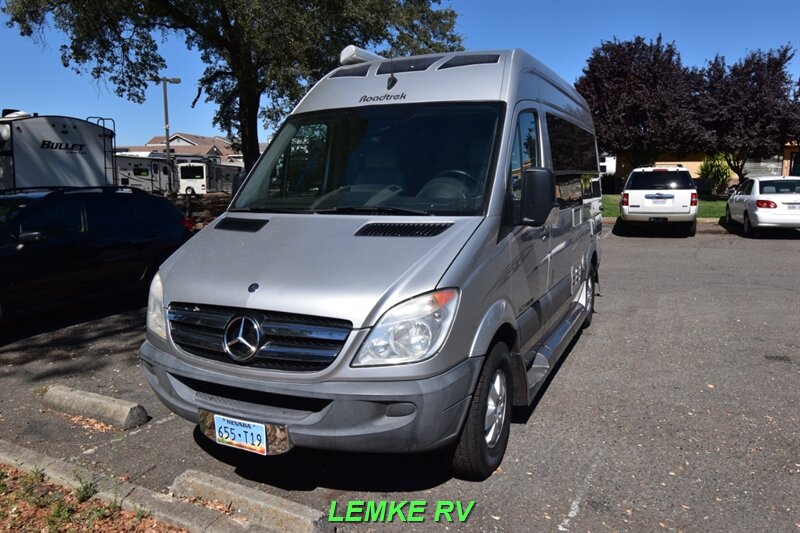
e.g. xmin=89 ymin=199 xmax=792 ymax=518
xmin=293 ymin=49 xmax=592 ymax=128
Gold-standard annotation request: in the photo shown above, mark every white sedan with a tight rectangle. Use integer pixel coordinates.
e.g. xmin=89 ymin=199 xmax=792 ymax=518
xmin=726 ymin=176 xmax=800 ymax=236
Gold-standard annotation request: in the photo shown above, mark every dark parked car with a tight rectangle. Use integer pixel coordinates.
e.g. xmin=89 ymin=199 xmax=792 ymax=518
xmin=0 ymin=187 xmax=190 ymax=322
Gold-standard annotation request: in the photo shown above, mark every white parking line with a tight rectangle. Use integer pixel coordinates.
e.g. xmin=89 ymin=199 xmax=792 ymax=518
xmin=557 ymin=455 xmax=601 ymax=532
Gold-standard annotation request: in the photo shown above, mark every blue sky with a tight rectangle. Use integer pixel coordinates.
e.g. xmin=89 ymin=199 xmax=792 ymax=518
xmin=1 ymin=0 xmax=798 ymax=146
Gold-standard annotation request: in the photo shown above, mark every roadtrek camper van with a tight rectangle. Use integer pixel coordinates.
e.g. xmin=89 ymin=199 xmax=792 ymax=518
xmin=141 ymin=46 xmax=602 ymax=480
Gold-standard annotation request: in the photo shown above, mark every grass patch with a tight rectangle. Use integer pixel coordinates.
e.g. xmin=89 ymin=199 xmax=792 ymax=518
xmin=601 ymin=194 xmax=727 ymax=219
xmin=0 ymin=463 xmax=187 ymax=532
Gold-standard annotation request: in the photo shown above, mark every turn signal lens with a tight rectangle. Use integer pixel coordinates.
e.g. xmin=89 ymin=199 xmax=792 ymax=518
xmin=622 ymin=193 xmax=629 ymax=207
xmin=691 ymin=193 xmax=698 ymax=206
xmin=756 ymin=200 xmax=777 ymax=209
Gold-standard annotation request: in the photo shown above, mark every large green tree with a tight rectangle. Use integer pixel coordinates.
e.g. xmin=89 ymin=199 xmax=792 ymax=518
xmin=575 ymin=35 xmax=707 ymax=170
xmin=698 ymin=46 xmax=799 ymax=181
xmin=3 ymin=0 xmax=462 ymax=170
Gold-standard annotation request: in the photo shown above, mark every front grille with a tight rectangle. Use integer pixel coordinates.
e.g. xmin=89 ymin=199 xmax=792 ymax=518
xmin=168 ymin=303 xmax=352 ymax=372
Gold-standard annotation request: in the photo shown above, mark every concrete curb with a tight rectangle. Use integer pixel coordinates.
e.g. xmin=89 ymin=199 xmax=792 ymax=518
xmin=42 ymin=384 xmax=148 ymax=430
xmin=0 ymin=439 xmax=260 ymax=532
xmin=172 ymin=470 xmax=331 ymax=533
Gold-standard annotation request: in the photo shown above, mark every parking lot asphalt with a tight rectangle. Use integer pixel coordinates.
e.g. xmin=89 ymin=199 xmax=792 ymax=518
xmin=1 ymin=227 xmax=798 ymax=532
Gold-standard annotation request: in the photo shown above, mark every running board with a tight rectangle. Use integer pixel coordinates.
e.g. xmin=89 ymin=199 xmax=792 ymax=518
xmin=523 ymin=302 xmax=587 ymax=404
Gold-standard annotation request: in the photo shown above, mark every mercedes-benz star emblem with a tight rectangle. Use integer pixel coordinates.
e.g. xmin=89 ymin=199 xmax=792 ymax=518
xmin=223 ymin=316 xmax=262 ymax=363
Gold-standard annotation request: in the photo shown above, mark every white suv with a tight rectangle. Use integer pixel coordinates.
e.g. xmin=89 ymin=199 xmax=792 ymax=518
xmin=619 ymin=166 xmax=698 ymax=236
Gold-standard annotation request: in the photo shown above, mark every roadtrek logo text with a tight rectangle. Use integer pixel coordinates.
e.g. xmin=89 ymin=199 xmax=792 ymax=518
xmin=359 ymin=92 xmax=407 ymax=103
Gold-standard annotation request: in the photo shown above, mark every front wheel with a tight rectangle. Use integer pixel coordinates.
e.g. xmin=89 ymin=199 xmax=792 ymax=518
xmin=725 ymin=206 xmax=733 ymax=227
xmin=449 ymin=342 xmax=513 ymax=481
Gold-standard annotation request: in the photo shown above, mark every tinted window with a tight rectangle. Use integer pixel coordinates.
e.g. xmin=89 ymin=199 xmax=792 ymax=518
xmin=20 ymin=197 xmax=84 ymax=235
xmin=180 ymin=166 xmax=204 ymax=180
xmin=546 ymin=114 xmax=598 ymax=209
xmin=0 ymin=196 xmax=39 ymax=225
xmin=136 ymin=195 xmax=181 ymax=222
xmin=84 ymin=193 xmax=139 ymax=231
xmin=508 ymin=111 xmax=539 ymax=200
xmin=625 ymin=171 xmax=694 ymax=190
xmin=759 ymin=179 xmax=800 ymax=194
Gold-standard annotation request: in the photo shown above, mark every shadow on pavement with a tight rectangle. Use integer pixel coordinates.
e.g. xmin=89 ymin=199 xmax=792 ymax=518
xmin=611 ymin=219 xmax=694 ymax=238
xmin=718 ymin=218 xmax=800 ymax=240
xmin=0 ymin=292 xmax=147 ymax=380
xmin=193 ymin=426 xmax=454 ymax=491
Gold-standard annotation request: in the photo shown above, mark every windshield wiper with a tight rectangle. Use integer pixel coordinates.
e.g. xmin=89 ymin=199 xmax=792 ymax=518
xmin=313 ymin=204 xmax=432 ymax=216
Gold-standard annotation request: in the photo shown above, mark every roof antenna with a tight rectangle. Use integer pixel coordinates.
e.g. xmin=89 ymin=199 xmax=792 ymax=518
xmin=387 ymin=56 xmax=398 ymax=90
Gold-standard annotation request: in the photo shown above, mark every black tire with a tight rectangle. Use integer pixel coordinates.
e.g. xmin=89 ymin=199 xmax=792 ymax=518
xmin=615 ymin=217 xmax=628 ymax=236
xmin=725 ymin=206 xmax=733 ymax=227
xmin=450 ymin=342 xmax=513 ymax=481
xmin=686 ymin=219 xmax=697 ymax=237
xmin=743 ymin=213 xmax=757 ymax=238
xmin=185 ymin=187 xmax=196 ymax=196
xmin=582 ymin=263 xmax=596 ymax=328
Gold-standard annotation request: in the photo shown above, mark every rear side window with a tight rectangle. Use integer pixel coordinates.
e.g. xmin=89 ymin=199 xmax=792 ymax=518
xmin=626 ymin=171 xmax=694 ymax=190
xmin=546 ymin=114 xmax=598 ymax=208
xmin=84 ymin=193 xmax=139 ymax=231
xmin=136 ymin=196 xmax=181 ymax=222
xmin=759 ymin=180 xmax=800 ymax=194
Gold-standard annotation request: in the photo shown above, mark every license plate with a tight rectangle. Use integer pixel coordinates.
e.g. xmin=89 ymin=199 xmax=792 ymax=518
xmin=213 ymin=414 xmax=267 ymax=455
xmin=198 ymin=409 xmax=292 ymax=455
xmin=788 ymin=205 xmax=799 ymax=210
xmin=652 ymin=199 xmax=667 ymax=205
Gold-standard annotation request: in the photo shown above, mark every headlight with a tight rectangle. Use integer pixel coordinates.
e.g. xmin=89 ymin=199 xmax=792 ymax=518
xmin=353 ymin=289 xmax=459 ymax=367
xmin=147 ymin=272 xmax=167 ymax=340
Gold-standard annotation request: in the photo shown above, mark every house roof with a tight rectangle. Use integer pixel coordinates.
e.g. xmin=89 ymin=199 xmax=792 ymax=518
xmin=119 ymin=132 xmax=242 ymax=160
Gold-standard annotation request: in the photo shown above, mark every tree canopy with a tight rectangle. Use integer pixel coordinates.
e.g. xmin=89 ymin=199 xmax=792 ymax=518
xmin=3 ymin=0 xmax=462 ymax=170
xmin=576 ymin=35 xmax=800 ymax=181
xmin=575 ymin=35 xmax=706 ymax=169
xmin=697 ymin=46 xmax=799 ymax=180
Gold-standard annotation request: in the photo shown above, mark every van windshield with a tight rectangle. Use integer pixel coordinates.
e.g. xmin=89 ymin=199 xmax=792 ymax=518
xmin=232 ymin=103 xmax=503 ymax=216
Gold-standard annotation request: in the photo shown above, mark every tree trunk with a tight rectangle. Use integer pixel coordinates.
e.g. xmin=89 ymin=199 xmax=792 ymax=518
xmin=723 ymin=152 xmax=748 ymax=183
xmin=238 ymin=84 xmax=262 ymax=172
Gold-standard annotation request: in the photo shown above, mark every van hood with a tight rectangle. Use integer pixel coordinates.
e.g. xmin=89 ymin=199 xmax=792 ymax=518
xmin=159 ymin=214 xmax=482 ymax=329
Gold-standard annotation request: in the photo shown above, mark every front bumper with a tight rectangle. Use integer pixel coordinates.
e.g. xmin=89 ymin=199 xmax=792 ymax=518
xmin=139 ymin=340 xmax=482 ymax=453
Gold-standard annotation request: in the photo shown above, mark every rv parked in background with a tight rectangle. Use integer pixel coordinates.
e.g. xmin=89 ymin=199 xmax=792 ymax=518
xmin=0 ymin=111 xmax=115 ymax=191
xmin=177 ymin=160 xmax=241 ymax=195
xmin=116 ymin=154 xmax=174 ymax=193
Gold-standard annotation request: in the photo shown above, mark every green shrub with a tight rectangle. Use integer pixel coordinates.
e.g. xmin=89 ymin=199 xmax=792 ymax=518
xmin=699 ymin=154 xmax=732 ymax=193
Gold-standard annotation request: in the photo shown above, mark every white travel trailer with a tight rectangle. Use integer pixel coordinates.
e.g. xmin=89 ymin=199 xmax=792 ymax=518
xmin=115 ymin=154 xmax=174 ymax=193
xmin=0 ymin=111 xmax=115 ymax=191
xmin=177 ymin=161 xmax=241 ymax=195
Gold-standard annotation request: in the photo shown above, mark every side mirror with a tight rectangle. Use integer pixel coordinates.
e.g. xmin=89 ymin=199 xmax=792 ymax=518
xmin=521 ymin=168 xmax=557 ymax=226
xmin=17 ymin=231 xmax=46 ymax=244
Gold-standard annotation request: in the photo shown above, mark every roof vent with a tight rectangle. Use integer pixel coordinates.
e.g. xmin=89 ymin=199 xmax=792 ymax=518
xmin=355 ymin=222 xmax=453 ymax=237
xmin=340 ymin=45 xmax=383 ymax=65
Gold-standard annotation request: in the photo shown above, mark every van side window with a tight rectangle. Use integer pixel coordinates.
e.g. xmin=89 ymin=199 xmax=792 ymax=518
xmin=546 ymin=114 xmax=598 ymax=209
xmin=508 ymin=111 xmax=539 ymax=200
xmin=20 ymin=197 xmax=85 ymax=236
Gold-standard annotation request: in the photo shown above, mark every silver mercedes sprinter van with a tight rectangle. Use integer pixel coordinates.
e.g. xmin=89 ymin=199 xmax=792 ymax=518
xmin=141 ymin=46 xmax=601 ymax=480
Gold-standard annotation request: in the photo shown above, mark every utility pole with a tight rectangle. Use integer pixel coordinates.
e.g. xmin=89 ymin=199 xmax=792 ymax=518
xmin=149 ymin=76 xmax=181 ymax=192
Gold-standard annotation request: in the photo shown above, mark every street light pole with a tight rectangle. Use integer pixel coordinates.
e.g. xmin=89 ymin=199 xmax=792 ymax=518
xmin=150 ymin=76 xmax=181 ymax=192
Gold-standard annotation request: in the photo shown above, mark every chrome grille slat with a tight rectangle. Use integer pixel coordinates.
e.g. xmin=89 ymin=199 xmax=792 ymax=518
xmin=168 ymin=302 xmax=352 ymax=372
